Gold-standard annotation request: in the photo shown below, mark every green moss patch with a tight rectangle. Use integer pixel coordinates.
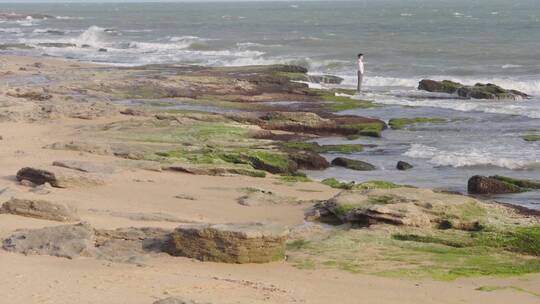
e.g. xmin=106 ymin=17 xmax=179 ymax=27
xmin=283 ymin=142 xmax=364 ymax=154
xmin=388 ymin=117 xmax=451 ymax=130
xmin=492 ymin=175 xmax=540 ymax=190
xmin=321 ymin=178 xmax=356 ymax=190
xmin=321 ymin=178 xmax=410 ymax=190
xmin=287 ymin=225 xmax=540 ymax=281
xmin=277 ymin=175 xmax=312 ymax=184
xmin=158 ymin=147 xmax=295 ymax=175
xmin=321 ymin=93 xmax=377 ymax=112
xmin=340 ymin=122 xmax=386 ymax=138
xmin=523 ymin=134 xmax=540 ymax=142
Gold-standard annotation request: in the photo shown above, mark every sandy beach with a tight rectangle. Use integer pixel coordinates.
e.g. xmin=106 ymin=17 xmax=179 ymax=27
xmin=0 ymin=54 xmax=539 ymax=304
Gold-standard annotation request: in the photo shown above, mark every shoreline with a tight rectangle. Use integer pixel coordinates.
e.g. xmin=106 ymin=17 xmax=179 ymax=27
xmin=0 ymin=54 xmax=539 ymax=303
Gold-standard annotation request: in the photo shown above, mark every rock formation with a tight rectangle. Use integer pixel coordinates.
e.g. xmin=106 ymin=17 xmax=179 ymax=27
xmin=164 ymin=223 xmax=289 ymax=263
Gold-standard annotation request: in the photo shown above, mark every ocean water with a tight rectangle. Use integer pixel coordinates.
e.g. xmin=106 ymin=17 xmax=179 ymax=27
xmin=1 ymin=0 xmax=539 ymax=208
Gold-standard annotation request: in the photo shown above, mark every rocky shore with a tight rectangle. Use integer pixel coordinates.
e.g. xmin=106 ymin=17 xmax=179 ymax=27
xmin=0 ymin=55 xmax=539 ymax=304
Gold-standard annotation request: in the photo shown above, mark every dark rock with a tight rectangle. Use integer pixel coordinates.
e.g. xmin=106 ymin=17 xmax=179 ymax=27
xmin=331 ymin=157 xmax=376 ymax=171
xmin=0 ymin=43 xmax=34 ymax=50
xmin=120 ymin=108 xmax=147 ymax=116
xmin=7 ymin=89 xmax=52 ymax=101
xmin=37 ymin=42 xmax=77 ymax=48
xmin=396 ymin=161 xmax=413 ymax=171
xmin=467 ymin=175 xmax=523 ymax=194
xmin=418 ymin=79 xmax=461 ymax=94
xmin=153 ymin=298 xmax=201 ymax=304
xmin=457 ymin=83 xmax=529 ymax=100
xmin=164 ymin=223 xmax=289 ymax=263
xmin=16 ymin=166 xmax=105 ymax=188
xmin=418 ymin=79 xmax=529 ymax=101
xmin=288 ymin=150 xmax=330 ymax=170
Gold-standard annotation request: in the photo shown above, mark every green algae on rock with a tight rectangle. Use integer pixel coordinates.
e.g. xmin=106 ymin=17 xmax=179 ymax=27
xmin=289 ymin=187 xmax=540 ymax=280
xmin=468 ymin=175 xmax=540 ymax=195
xmin=233 ymin=111 xmax=387 ymax=138
xmin=523 ymin=134 xmax=540 ymax=142
xmin=331 ymin=157 xmax=376 ymax=171
xmin=388 ymin=117 xmax=450 ymax=130
xmin=321 ymin=178 xmax=407 ymax=190
xmin=418 ymin=79 xmax=529 ymax=100
xmin=282 ymin=141 xmax=364 ymax=154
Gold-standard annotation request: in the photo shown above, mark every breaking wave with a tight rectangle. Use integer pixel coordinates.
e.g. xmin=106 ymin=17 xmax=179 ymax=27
xmin=369 ymin=95 xmax=540 ymax=119
xmin=404 ymin=144 xmax=539 ymax=170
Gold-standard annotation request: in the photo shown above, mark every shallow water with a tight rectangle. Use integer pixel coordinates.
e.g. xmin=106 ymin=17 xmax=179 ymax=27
xmin=306 ymin=100 xmax=540 ymax=210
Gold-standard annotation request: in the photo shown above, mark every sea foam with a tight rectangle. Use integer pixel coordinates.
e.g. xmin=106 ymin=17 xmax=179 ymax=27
xmin=404 ymin=144 xmax=539 ymax=170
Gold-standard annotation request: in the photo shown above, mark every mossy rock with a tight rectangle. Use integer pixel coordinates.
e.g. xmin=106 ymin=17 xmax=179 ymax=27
xmin=318 ymin=91 xmax=377 ymax=111
xmin=248 ymin=151 xmax=297 ymax=174
xmin=331 ymin=157 xmax=376 ymax=171
xmin=468 ymin=175 xmax=540 ymax=194
xmin=321 ymin=178 xmax=407 ymax=190
xmin=339 ymin=122 xmax=385 ymax=138
xmin=418 ymin=79 xmax=462 ymax=94
xmin=388 ymin=117 xmax=450 ymax=130
xmin=321 ymin=178 xmax=356 ymax=190
xmin=522 ymin=134 xmax=540 ymax=142
xmin=283 ymin=141 xmax=364 ymax=154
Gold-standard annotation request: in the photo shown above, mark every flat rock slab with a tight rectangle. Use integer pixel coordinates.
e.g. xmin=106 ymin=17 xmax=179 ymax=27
xmin=94 ymin=227 xmax=171 ymax=264
xmin=88 ymin=208 xmax=193 ymax=223
xmin=237 ymin=189 xmax=298 ymax=207
xmin=165 ymin=222 xmax=289 ymax=264
xmin=44 ymin=141 xmax=112 ymax=155
xmin=2 ymin=224 xmax=173 ymax=263
xmin=153 ymin=298 xmax=204 ymax=304
xmin=119 ymin=159 xmax=163 ymax=172
xmin=0 ymin=198 xmax=79 ymax=222
xmin=53 ymin=160 xmax=117 ymax=174
xmin=16 ymin=166 xmax=105 ymax=188
xmin=2 ymin=222 xmax=95 ymax=259
xmin=314 ymin=188 xmax=492 ymax=230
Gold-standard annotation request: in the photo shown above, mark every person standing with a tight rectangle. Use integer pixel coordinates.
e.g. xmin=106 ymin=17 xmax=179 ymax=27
xmin=357 ymin=53 xmax=364 ymax=92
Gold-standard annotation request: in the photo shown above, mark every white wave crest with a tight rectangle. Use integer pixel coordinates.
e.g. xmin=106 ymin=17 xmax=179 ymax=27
xmin=340 ymin=75 xmax=419 ymax=87
xmin=56 ymin=16 xmax=84 ymax=20
xmin=68 ymin=26 xmax=111 ymax=48
xmin=372 ymin=95 xmax=540 ymax=119
xmin=502 ymin=64 xmax=522 ymax=69
xmin=0 ymin=27 xmax=22 ymax=33
xmin=169 ymin=35 xmax=200 ymax=42
xmin=128 ymin=41 xmax=193 ymax=51
xmin=404 ymin=144 xmax=539 ymax=170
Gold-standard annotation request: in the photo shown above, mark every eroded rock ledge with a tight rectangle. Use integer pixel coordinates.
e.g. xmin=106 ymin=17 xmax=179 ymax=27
xmin=418 ymin=79 xmax=529 ymax=100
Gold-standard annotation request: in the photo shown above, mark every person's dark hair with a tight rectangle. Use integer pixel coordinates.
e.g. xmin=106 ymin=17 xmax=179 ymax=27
xmin=358 ymin=53 xmax=363 ymax=58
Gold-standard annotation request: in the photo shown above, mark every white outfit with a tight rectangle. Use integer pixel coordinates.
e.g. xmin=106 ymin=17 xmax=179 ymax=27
xmin=357 ymin=59 xmax=364 ymax=92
